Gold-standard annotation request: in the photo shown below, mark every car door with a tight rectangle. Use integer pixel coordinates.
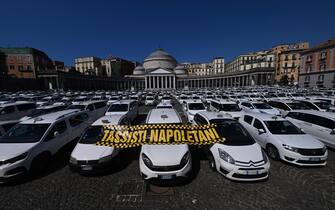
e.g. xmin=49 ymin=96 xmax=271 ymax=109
xmin=251 ymin=118 xmax=268 ymax=147
xmin=308 ymin=115 xmax=335 ymax=146
xmin=0 ymin=105 xmax=16 ymax=121
xmin=43 ymin=120 xmax=69 ymax=154
xmin=86 ymin=104 xmax=96 ymax=123
xmin=68 ymin=113 xmax=89 ymax=140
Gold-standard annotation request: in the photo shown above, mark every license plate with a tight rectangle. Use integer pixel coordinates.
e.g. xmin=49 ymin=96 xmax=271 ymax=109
xmin=82 ymin=165 xmax=93 ymax=170
xmin=309 ymin=157 xmax=321 ymax=161
xmin=245 ymin=170 xmax=259 ymax=175
xmin=160 ymin=175 xmax=173 ymax=180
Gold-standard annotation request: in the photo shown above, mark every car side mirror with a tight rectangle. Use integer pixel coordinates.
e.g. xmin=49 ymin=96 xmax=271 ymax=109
xmin=53 ymin=131 xmax=60 ymax=137
xmin=0 ymin=111 xmax=5 ymax=115
xmin=258 ymin=129 xmax=265 ymax=135
xmin=331 ymin=129 xmax=335 ymax=135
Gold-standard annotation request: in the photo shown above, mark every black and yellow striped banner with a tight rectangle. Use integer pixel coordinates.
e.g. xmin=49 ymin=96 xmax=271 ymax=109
xmin=96 ymin=124 xmax=225 ymax=148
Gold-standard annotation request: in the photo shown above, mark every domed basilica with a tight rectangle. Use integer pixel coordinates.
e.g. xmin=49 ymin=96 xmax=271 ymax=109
xmin=130 ymin=49 xmax=187 ymax=90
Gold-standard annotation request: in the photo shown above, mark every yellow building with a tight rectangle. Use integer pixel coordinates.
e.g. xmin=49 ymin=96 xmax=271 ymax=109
xmin=272 ymin=42 xmax=309 ymax=85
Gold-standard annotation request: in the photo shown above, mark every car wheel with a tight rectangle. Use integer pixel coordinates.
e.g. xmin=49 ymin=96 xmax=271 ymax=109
xmin=266 ymin=145 xmax=279 ymax=160
xmin=208 ymin=153 xmax=216 ymax=171
xmin=31 ymin=153 xmax=51 ymax=173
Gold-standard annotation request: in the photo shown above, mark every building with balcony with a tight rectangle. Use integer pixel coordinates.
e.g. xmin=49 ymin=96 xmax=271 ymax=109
xmin=299 ymin=38 xmax=335 ymax=88
xmin=272 ymin=42 xmax=309 ymax=85
xmin=185 ymin=57 xmax=224 ymax=76
xmin=75 ymin=56 xmax=102 ymax=76
xmin=0 ymin=47 xmax=54 ymax=79
xmin=101 ymin=56 xmax=136 ymax=77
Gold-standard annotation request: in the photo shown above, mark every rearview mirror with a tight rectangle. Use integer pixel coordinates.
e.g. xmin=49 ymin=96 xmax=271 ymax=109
xmin=258 ymin=129 xmax=265 ymax=135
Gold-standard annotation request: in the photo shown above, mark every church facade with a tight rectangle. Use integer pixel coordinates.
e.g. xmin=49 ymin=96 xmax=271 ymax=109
xmin=126 ymin=49 xmax=275 ymax=90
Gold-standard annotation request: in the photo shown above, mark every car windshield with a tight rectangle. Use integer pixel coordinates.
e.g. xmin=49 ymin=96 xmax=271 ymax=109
xmin=314 ymin=101 xmax=331 ymax=109
xmin=220 ymin=104 xmax=241 ymax=111
xmin=108 ymin=104 xmax=128 ymax=112
xmin=209 ymin=119 xmax=255 ymax=146
xmin=162 ymin=97 xmax=170 ymax=100
xmin=264 ymin=120 xmax=304 ymax=135
xmin=157 ymin=106 xmax=172 ymax=109
xmin=0 ymin=123 xmax=50 ymax=143
xmin=28 ymin=109 xmax=47 ymax=117
xmin=79 ymin=126 xmax=104 ymax=144
xmin=287 ymin=102 xmax=309 ymax=110
xmin=147 ymin=97 xmax=154 ymax=100
xmin=68 ymin=105 xmax=85 ymax=110
xmin=189 ymin=103 xmax=205 ymax=110
xmin=253 ymin=103 xmax=272 ymax=109
xmin=74 ymin=98 xmax=86 ymax=102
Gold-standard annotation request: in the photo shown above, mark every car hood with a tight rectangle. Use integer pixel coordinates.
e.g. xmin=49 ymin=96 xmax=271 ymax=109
xmin=0 ymin=143 xmax=37 ymax=161
xmin=225 ymin=111 xmax=242 ymax=118
xmin=141 ymin=144 xmax=189 ymax=166
xmin=258 ymin=108 xmax=280 ymax=115
xmin=274 ymin=134 xmax=324 ymax=149
xmin=71 ymin=143 xmax=115 ymax=160
xmin=20 ymin=116 xmax=32 ymax=121
xmin=216 ymin=143 xmax=263 ymax=162
xmin=105 ymin=111 xmax=127 ymax=116
xmin=188 ymin=109 xmax=206 ymax=115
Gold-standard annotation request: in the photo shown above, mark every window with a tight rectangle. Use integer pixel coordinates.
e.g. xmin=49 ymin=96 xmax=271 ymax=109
xmin=241 ymin=102 xmax=253 ymax=109
xmin=94 ymin=101 xmax=106 ymax=109
xmin=9 ymin=65 xmax=15 ymax=70
xmin=18 ymin=65 xmax=24 ymax=71
xmin=253 ymin=119 xmax=265 ymax=130
xmin=194 ymin=114 xmax=207 ymax=125
xmin=307 ymin=115 xmax=335 ymax=130
xmin=2 ymin=122 xmax=18 ymax=133
xmin=17 ymin=103 xmax=36 ymax=111
xmin=86 ymin=104 xmax=94 ymax=111
xmin=45 ymin=121 xmax=67 ymax=140
xmin=69 ymin=113 xmax=89 ymax=127
xmin=0 ymin=106 xmax=15 ymax=115
xmin=244 ymin=115 xmax=253 ymax=124
xmin=264 ymin=121 xmax=304 ymax=135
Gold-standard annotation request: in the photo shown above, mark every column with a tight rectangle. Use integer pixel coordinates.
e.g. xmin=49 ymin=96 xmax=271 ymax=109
xmin=165 ymin=76 xmax=168 ymax=89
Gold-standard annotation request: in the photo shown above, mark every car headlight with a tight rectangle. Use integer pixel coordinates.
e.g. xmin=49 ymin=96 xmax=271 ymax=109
xmin=99 ymin=155 xmax=112 ymax=163
xmin=218 ymin=148 xmax=235 ymax=164
xmin=322 ymin=145 xmax=327 ymax=153
xmin=180 ymin=151 xmax=190 ymax=166
xmin=282 ymin=144 xmax=299 ymax=153
xmin=2 ymin=152 xmax=28 ymax=165
xmin=142 ymin=153 xmax=153 ymax=167
xmin=69 ymin=157 xmax=77 ymax=164
xmin=262 ymin=150 xmax=268 ymax=163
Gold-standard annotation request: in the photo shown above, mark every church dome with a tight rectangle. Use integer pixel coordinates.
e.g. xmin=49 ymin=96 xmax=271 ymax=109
xmin=133 ymin=65 xmax=145 ymax=75
xmin=174 ymin=64 xmax=187 ymax=75
xmin=143 ymin=49 xmax=177 ymax=71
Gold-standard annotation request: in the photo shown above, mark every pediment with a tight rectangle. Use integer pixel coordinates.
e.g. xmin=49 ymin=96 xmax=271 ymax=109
xmin=147 ymin=68 xmax=174 ymax=74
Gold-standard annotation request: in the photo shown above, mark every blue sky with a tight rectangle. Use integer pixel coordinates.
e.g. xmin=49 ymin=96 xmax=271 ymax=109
xmin=1 ymin=0 xmax=334 ymax=65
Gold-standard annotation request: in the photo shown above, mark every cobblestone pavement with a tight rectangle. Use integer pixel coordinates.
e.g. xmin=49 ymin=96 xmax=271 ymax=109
xmin=0 ymin=103 xmax=334 ymax=209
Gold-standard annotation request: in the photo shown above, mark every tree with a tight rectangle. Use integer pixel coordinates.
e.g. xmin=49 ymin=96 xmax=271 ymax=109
xmin=279 ymin=75 xmax=289 ymax=86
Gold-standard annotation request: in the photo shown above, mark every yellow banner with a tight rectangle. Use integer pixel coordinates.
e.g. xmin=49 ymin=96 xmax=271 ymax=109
xmin=96 ymin=124 xmax=225 ymax=148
